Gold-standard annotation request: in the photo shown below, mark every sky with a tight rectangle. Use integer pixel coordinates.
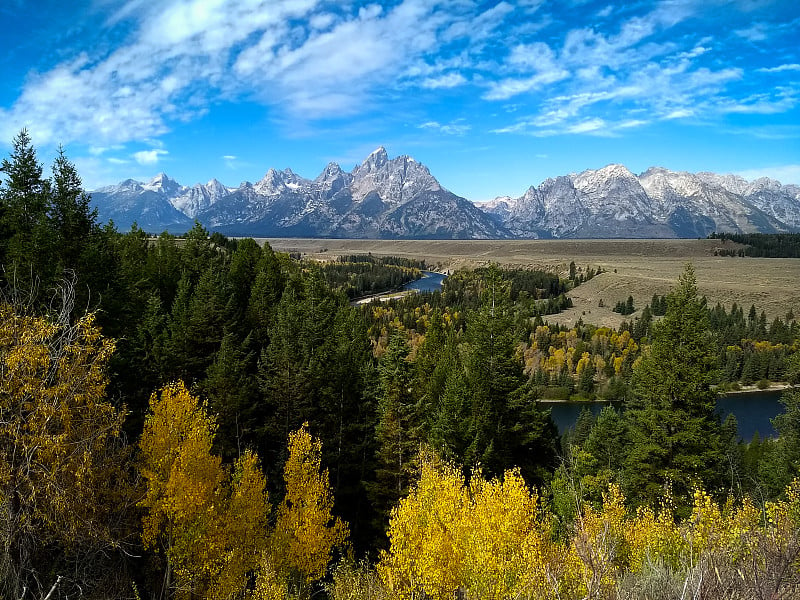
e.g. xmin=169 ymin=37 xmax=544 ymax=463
xmin=1 ymin=0 xmax=799 ymax=201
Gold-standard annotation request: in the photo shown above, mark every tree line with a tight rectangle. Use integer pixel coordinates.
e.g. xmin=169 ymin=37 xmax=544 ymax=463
xmin=709 ymin=232 xmax=800 ymax=257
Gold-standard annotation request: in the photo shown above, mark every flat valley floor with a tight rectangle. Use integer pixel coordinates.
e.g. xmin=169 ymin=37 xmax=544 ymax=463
xmin=262 ymin=238 xmax=800 ymax=328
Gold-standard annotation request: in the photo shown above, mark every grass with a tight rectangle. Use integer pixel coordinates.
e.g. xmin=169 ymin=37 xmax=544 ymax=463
xmin=261 ymin=238 xmax=800 ymax=322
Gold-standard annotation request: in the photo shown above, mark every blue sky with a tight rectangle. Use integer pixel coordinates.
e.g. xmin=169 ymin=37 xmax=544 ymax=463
xmin=1 ymin=0 xmax=798 ymax=201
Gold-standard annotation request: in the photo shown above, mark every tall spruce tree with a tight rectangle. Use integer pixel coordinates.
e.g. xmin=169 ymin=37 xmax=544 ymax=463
xmin=0 ymin=130 xmax=53 ymax=294
xmin=463 ymin=265 xmax=525 ymax=476
xmin=370 ymin=330 xmax=421 ymax=527
xmin=623 ymin=264 xmax=729 ymax=514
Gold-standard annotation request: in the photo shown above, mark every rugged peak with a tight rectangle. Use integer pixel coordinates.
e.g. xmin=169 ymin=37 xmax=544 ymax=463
xmin=597 ymin=163 xmax=637 ymax=179
xmin=316 ymin=161 xmax=345 ymax=182
xmin=143 ymin=172 xmax=182 ymax=194
xmin=358 ymin=147 xmax=389 ymax=172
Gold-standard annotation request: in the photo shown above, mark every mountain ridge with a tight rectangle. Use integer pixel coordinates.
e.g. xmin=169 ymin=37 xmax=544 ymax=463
xmin=89 ymin=149 xmax=800 ymax=239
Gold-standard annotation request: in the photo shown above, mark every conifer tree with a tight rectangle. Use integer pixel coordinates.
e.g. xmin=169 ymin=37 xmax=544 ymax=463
xmin=428 ymin=333 xmax=471 ymax=461
xmin=370 ymin=330 xmax=421 ymax=523
xmin=623 ymin=264 xmax=729 ymax=513
xmin=463 ymin=265 xmax=525 ymax=475
xmin=0 ymin=130 xmax=53 ymax=293
xmin=50 ymin=147 xmax=98 ymax=280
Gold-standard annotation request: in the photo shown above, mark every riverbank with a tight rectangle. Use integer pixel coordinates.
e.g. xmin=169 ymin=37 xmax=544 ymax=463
xmin=351 ymin=290 xmax=414 ymax=305
xmin=720 ymin=382 xmax=796 ymax=396
xmin=537 ymin=383 xmax=796 ymax=404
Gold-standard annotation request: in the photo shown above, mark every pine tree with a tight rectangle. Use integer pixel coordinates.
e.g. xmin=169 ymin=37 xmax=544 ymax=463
xmin=0 ymin=130 xmax=54 ymax=293
xmin=623 ymin=265 xmax=728 ymax=514
xmin=50 ymin=147 xmax=98 ymax=279
xmin=370 ymin=331 xmax=421 ymax=525
xmin=463 ymin=265 xmax=526 ymax=476
xmin=428 ymin=333 xmax=470 ymax=461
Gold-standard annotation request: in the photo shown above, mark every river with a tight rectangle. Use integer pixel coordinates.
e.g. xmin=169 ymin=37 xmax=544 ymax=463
xmin=403 ymin=270 xmax=446 ymax=293
xmin=545 ymin=389 xmax=789 ymax=441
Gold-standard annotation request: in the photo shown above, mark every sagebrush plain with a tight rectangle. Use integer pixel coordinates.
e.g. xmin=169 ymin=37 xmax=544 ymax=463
xmin=264 ymin=238 xmax=800 ymax=327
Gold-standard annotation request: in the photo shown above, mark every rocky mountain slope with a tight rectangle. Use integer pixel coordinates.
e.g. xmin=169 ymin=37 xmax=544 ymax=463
xmin=91 ymin=148 xmax=504 ymax=238
xmin=90 ymin=150 xmax=800 ymax=239
xmin=482 ymin=164 xmax=800 ymax=238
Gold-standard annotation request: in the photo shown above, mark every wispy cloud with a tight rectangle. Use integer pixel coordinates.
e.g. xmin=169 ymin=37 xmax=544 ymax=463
xmin=420 ymin=73 xmax=467 ymax=89
xmin=734 ymin=22 xmax=769 ymax=42
xmin=0 ymin=0 xmax=455 ymax=145
xmin=419 ymin=120 xmax=471 ymax=136
xmin=757 ymin=63 xmax=800 ymax=73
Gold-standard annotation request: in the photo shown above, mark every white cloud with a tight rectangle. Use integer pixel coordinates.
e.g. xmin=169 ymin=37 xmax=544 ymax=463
xmin=222 ymin=154 xmax=237 ymax=160
xmin=734 ymin=23 xmax=769 ymax=42
xmin=419 ymin=120 xmax=471 ymax=135
xmin=133 ymin=149 xmax=168 ymax=165
xmin=663 ymin=108 xmax=694 ymax=119
xmin=678 ymin=45 xmax=710 ymax=59
xmin=421 ymin=73 xmax=467 ymax=89
xmin=596 ymin=5 xmax=613 ymax=18
xmin=567 ymin=118 xmax=606 ymax=133
xmin=735 ymin=165 xmax=800 ymax=185
xmin=483 ymin=68 xmax=569 ymax=100
xmin=308 ymin=12 xmax=336 ymax=31
xmin=757 ymin=63 xmax=800 ymax=73
xmin=617 ymin=119 xmax=647 ymax=129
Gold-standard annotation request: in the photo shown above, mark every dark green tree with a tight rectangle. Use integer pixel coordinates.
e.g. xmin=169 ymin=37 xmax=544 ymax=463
xmin=201 ymin=329 xmax=258 ymax=460
xmin=50 ymin=147 xmax=99 ymax=286
xmin=369 ymin=330 xmax=421 ymax=525
xmin=0 ymin=130 xmax=53 ymax=293
xmin=623 ymin=264 xmax=729 ymax=514
xmin=463 ymin=265 xmax=526 ymax=476
xmin=768 ymin=389 xmax=800 ymax=492
xmin=428 ymin=333 xmax=470 ymax=461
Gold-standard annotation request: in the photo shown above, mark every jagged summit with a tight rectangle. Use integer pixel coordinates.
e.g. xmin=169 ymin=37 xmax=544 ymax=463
xmin=361 ymin=146 xmax=388 ymax=168
xmin=89 ymin=156 xmax=800 ymax=238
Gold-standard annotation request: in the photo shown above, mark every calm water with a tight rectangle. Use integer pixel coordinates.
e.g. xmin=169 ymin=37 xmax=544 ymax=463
xmin=403 ymin=271 xmax=446 ymax=293
xmin=545 ymin=390 xmax=788 ymax=441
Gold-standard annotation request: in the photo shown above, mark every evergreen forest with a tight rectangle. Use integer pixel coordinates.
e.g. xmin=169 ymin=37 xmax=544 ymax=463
xmin=2 ymin=131 xmax=800 ymax=599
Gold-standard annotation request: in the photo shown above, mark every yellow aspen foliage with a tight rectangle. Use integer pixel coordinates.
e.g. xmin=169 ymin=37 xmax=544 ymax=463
xmin=379 ymin=471 xmax=800 ymax=600
xmin=378 ymin=456 xmax=467 ymax=598
xmin=139 ymin=382 xmax=271 ymax=599
xmin=460 ymin=469 xmax=555 ymax=599
xmin=379 ymin=454 xmax=558 ymax=600
xmin=576 ymin=352 xmax=592 ymax=376
xmin=249 ymin=556 xmax=288 ymax=600
xmin=271 ymin=422 xmax=349 ymax=587
xmin=687 ymin=488 xmax=726 ymax=555
xmin=624 ymin=504 xmax=685 ymax=573
xmin=210 ymin=450 xmax=272 ymax=599
xmin=0 ymin=303 xmax=131 ymax=597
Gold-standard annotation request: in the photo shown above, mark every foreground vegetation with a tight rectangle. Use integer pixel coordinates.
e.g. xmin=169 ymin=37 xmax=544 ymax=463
xmin=2 ymin=131 xmax=800 ymax=598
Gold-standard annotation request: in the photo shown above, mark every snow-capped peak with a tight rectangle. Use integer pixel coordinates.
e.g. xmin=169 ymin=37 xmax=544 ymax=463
xmin=143 ymin=172 xmax=183 ymax=195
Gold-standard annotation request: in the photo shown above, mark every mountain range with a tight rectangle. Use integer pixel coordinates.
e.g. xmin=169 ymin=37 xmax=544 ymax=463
xmin=89 ymin=148 xmax=800 ymax=239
